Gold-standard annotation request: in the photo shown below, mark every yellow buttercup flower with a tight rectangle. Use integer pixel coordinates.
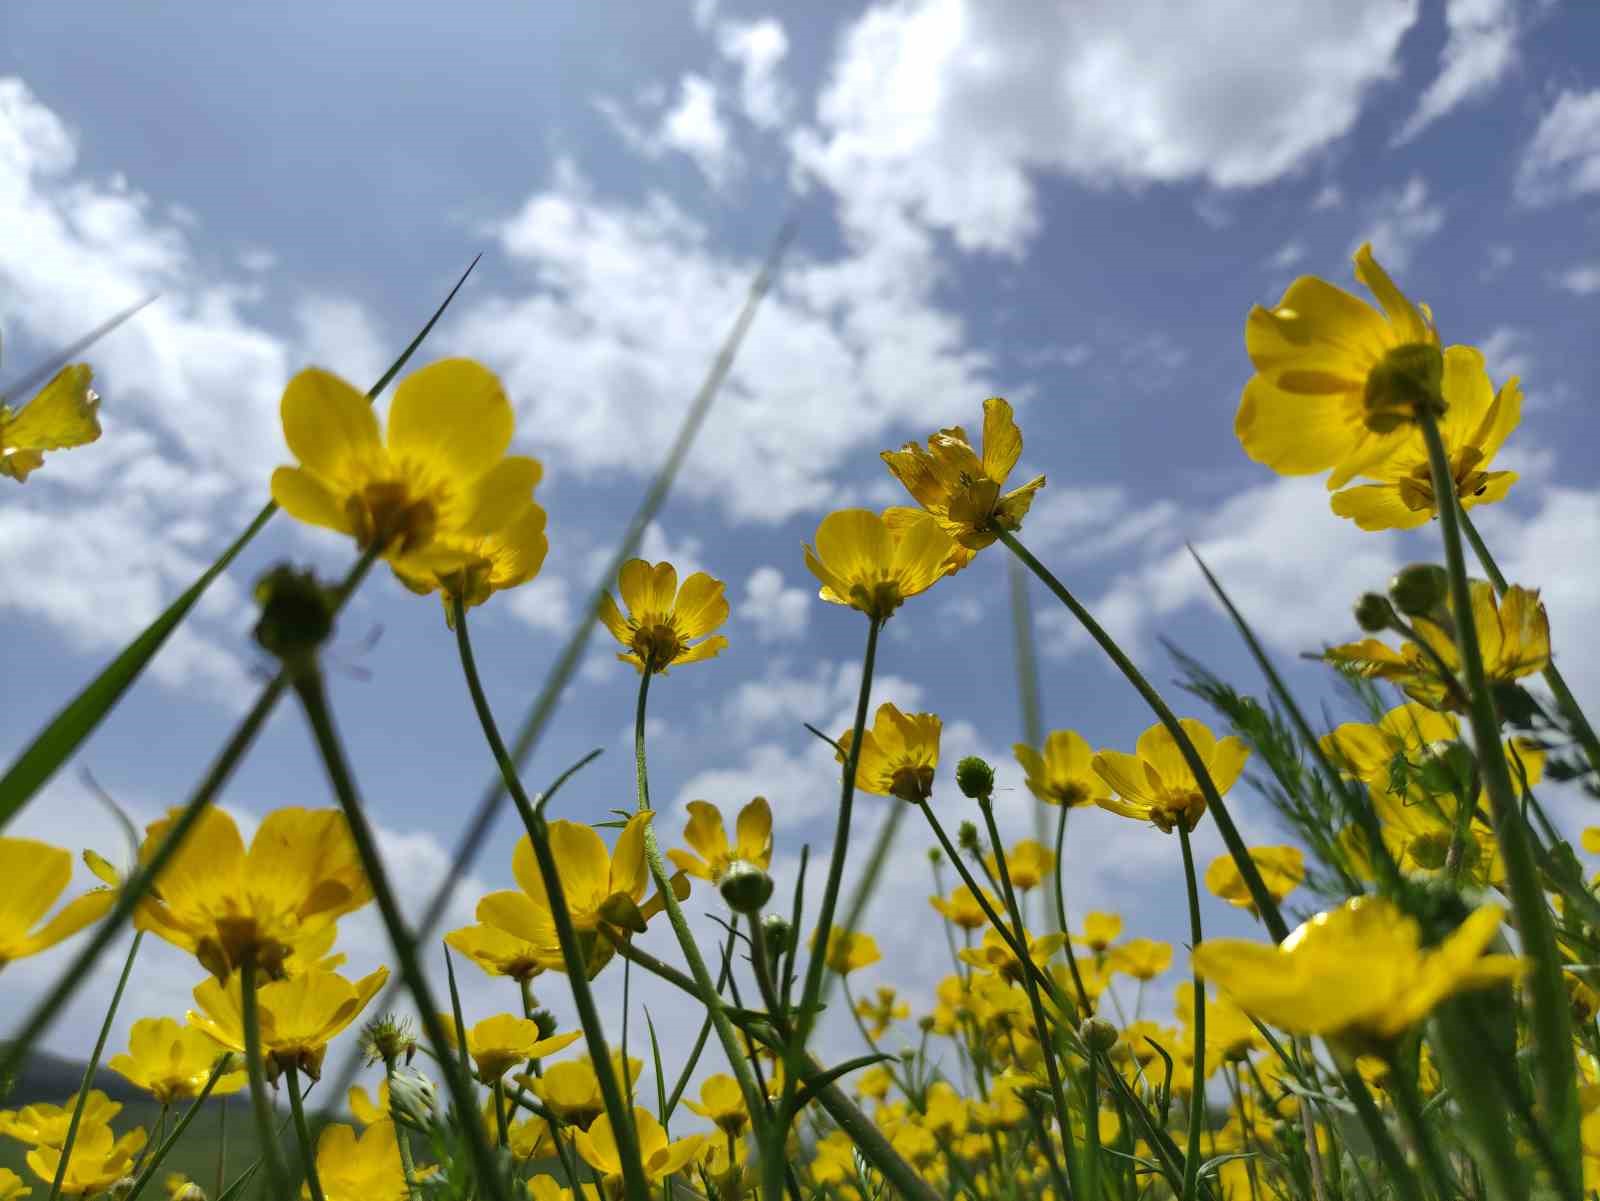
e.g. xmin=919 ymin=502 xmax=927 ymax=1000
xmin=0 ymin=837 xmax=113 ymax=967
xmin=442 ymin=922 xmax=546 ymax=984
xmin=525 ymin=1053 xmax=642 ymax=1128
xmin=1077 ymin=911 xmax=1122 ymax=954
xmin=598 ymin=559 xmax=729 ymax=674
xmin=309 ymin=1120 xmax=408 ymax=1201
xmin=188 ymin=966 xmax=389 ymax=1081
xmin=984 ymin=839 xmax=1054 ymax=892
xmin=0 ymin=1168 xmax=26 ymax=1201
xmin=1320 ymin=701 xmax=1459 ymax=784
xmin=24 ymin=1123 xmax=145 ymax=1197
xmin=1237 ymin=242 xmax=1438 ymax=487
xmin=134 ymin=806 xmax=370 ymax=981
xmin=666 ymin=797 xmax=772 ymax=884
xmin=1092 ymin=719 xmax=1249 ymax=834
xmin=929 ymin=884 xmax=996 ymax=932
xmin=837 ymin=703 xmax=941 ymax=803
xmin=854 ymin=985 xmax=911 ymax=1040
xmin=0 ymin=1093 xmax=122 ymax=1146
xmin=855 ymin=1064 xmax=894 ymax=1100
xmin=392 ymin=493 xmax=550 ymax=625
xmin=683 ymin=1073 xmax=750 ymax=1136
xmin=347 ymin=1079 xmax=389 ymax=1126
xmin=107 ymin=1017 xmax=246 ymax=1104
xmin=438 ymin=1014 xmax=581 ymax=1082
xmin=473 ymin=814 xmax=684 ymax=981
xmin=814 ymin=929 xmax=881 ymax=975
xmin=1204 ymin=847 xmax=1304 ymax=915
xmin=803 ymin=508 xmax=954 ymax=621
xmin=528 ymin=1179 xmax=575 ymax=1201
xmin=574 ymin=1108 xmax=704 ymax=1193
xmin=1192 ymin=896 xmax=1521 ymax=1045
xmin=0 ymin=364 xmax=100 ymax=483
xmin=1107 ymin=938 xmax=1172 ymax=981
xmin=1013 ymin=730 xmax=1111 ymax=808
xmin=1176 ymin=981 xmax=1264 ymax=1075
xmin=880 ymin=397 xmax=1046 ymax=570
xmin=959 ymin=925 xmax=1064 ymax=986
xmin=1331 ymin=347 xmax=1521 ymax=529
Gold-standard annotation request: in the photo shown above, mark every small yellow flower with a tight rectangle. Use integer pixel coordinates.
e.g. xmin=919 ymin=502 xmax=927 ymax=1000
xmin=1077 ymin=912 xmax=1122 ymax=954
xmin=814 ymin=929 xmax=881 ymax=975
xmin=135 ymin=806 xmax=371 ymax=981
xmin=573 ymin=1107 xmax=703 ymax=1189
xmin=391 ymin=494 xmax=550 ymax=625
xmin=1192 ymin=896 xmax=1521 ymax=1045
xmin=107 ymin=1017 xmax=246 ymax=1104
xmin=442 ymin=923 xmax=546 ymax=984
xmin=1331 ymin=347 xmax=1521 ymax=529
xmin=1320 ymin=701 xmax=1460 ymax=783
xmin=854 ymin=985 xmax=911 ymax=1040
xmin=188 ymin=966 xmax=389 ymax=1081
xmin=666 ymin=797 xmax=772 ymax=884
xmin=526 ymin=1054 xmax=641 ymax=1128
xmin=598 ymin=559 xmax=729 ymax=674
xmin=683 ymin=1073 xmax=750 ymax=1136
xmin=929 ymin=884 xmax=995 ymax=932
xmin=855 ymin=1064 xmax=893 ymax=1100
xmin=959 ymin=925 xmax=1064 ymax=986
xmin=1107 ymin=938 xmax=1172 ymax=982
xmin=528 ymin=1179 xmax=575 ymax=1201
xmin=803 ymin=508 xmax=954 ymax=621
xmin=1013 ymin=730 xmax=1111 ymax=808
xmin=0 ymin=364 xmax=100 ymax=483
xmin=984 ymin=839 xmax=1054 ymax=892
xmin=1176 ymin=981 xmax=1264 ymax=1075
xmin=0 ymin=1167 xmax=27 ymax=1200
xmin=438 ymin=1014 xmax=581 ymax=1082
xmin=880 ymin=397 xmax=1046 ymax=569
xmin=0 ymin=1093 xmax=122 ymax=1147
xmin=0 ymin=837 xmax=113 ymax=967
xmin=1204 ymin=847 xmax=1304 ymax=915
xmin=1236 ymin=242 xmax=1438 ymax=487
xmin=24 ymin=1123 xmax=145 ymax=1197
xmin=309 ymin=1120 xmax=408 ymax=1201
xmin=472 ymin=815 xmax=685 ymax=981
xmin=837 ymin=702 xmax=941 ymax=802
xmin=270 ymin=360 xmax=542 ymax=572
xmin=1092 ymin=719 xmax=1249 ymax=834
xmin=347 ymin=1079 xmax=390 ymax=1126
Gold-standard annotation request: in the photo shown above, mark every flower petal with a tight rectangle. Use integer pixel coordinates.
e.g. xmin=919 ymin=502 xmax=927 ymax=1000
xmin=386 ymin=359 xmax=512 ymax=484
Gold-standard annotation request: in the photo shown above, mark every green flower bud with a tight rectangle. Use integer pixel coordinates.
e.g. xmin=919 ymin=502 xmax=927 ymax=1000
xmin=927 ymin=845 xmax=944 ymax=866
xmin=957 ymin=821 xmax=981 ymax=854
xmin=360 ymin=1014 xmax=418 ymax=1068
xmin=1363 ymin=342 xmax=1445 ymax=434
xmin=956 ymin=755 xmax=996 ymax=800
xmin=1353 ymin=592 xmax=1398 ymax=634
xmin=531 ymin=1009 xmax=559 ymax=1041
xmin=173 ymin=1186 xmax=208 ymax=1201
xmin=387 ymin=1065 xmax=439 ymax=1131
xmin=719 ymin=860 xmax=774 ymax=914
xmin=1388 ymin=564 xmax=1450 ymax=619
xmin=1080 ymin=1017 xmax=1119 ymax=1054
xmin=106 ymin=1179 xmax=138 ymax=1201
xmin=253 ymin=563 xmax=338 ymax=667
xmin=761 ymin=913 xmax=793 ymax=957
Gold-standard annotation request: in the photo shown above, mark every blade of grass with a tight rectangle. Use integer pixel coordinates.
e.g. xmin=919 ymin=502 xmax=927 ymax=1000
xmin=0 ymin=295 xmax=158 ymax=404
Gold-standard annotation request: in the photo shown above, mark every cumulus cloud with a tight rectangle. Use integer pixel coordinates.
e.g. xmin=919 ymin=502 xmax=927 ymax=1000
xmin=1516 ymin=88 xmax=1600 ymax=205
xmin=715 ymin=17 xmax=792 ymax=129
xmin=598 ymin=74 xmax=738 ymax=189
xmin=1554 ymin=263 xmax=1600 ymax=296
xmin=1392 ymin=0 xmax=1520 ymax=145
xmin=737 ymin=565 xmax=811 ymax=643
xmin=1351 ymin=174 xmax=1445 ymax=272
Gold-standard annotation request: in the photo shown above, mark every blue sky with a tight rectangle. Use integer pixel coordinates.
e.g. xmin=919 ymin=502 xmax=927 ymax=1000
xmin=3 ymin=0 xmax=1599 ymax=1103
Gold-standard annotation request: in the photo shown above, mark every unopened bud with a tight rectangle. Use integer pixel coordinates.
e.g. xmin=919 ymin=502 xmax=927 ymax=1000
xmin=927 ymin=846 xmax=943 ymax=866
xmin=387 ymin=1065 xmax=438 ymax=1131
xmin=360 ymin=1015 xmax=418 ymax=1068
xmin=719 ymin=860 xmax=774 ymax=914
xmin=1388 ymin=564 xmax=1450 ymax=619
xmin=1080 ymin=1017 xmax=1119 ymax=1054
xmin=957 ymin=821 xmax=981 ymax=854
xmin=956 ymin=756 xmax=996 ymax=800
xmin=1354 ymin=593 xmax=1398 ymax=634
xmin=253 ymin=564 xmax=338 ymax=667
xmin=761 ymin=913 xmax=793 ymax=956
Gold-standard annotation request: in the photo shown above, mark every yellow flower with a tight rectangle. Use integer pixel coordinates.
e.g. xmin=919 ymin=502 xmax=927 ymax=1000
xmin=107 ymin=1017 xmax=246 ymax=1104
xmin=0 ymin=1168 xmax=27 ymax=1200
xmin=683 ymin=1074 xmax=750 ymax=1136
xmin=1107 ymin=938 xmax=1172 ymax=982
xmin=270 ymin=360 xmax=541 ymax=574
xmin=504 ymin=1112 xmax=556 ymax=1161
xmin=1013 ymin=730 xmax=1111 ymax=808
xmin=1320 ymin=702 xmax=1460 ymax=784
xmin=803 ymin=508 xmax=954 ymax=621
xmin=880 ymin=397 xmax=1046 ymax=569
xmin=959 ymin=925 xmax=1064 ymax=986
xmin=309 ymin=1120 xmax=408 ymax=1201
xmin=442 ymin=923 xmax=546 ymax=984
xmin=473 ymin=814 xmax=684 ymax=981
xmin=1077 ymin=912 xmax=1122 ymax=954
xmin=837 ymin=703 xmax=941 ymax=803
xmin=0 ymin=364 xmax=100 ymax=483
xmin=814 ymin=929 xmax=881 ymax=975
xmin=573 ymin=1107 xmax=703 ymax=1190
xmin=188 ymin=966 xmax=389 ymax=1080
xmin=855 ymin=1064 xmax=893 ymax=1100
xmin=24 ymin=1123 xmax=145 ymax=1197
xmin=526 ymin=1054 xmax=641 ymax=1128
xmin=1204 ymin=847 xmax=1304 ymax=915
xmin=929 ymin=884 xmax=995 ymax=932
xmin=0 ymin=1093 xmax=122 ymax=1146
xmin=666 ymin=797 xmax=772 ymax=884
xmin=135 ymin=806 xmax=371 ymax=981
xmin=598 ymin=559 xmax=729 ymax=674
xmin=528 ymin=1179 xmax=575 ymax=1201
xmin=984 ymin=839 xmax=1054 ymax=892
xmin=854 ymin=986 xmax=911 ymax=1040
xmin=391 ymin=493 xmax=550 ymax=624
xmin=1236 ymin=242 xmax=1438 ymax=487
xmin=347 ymin=1079 xmax=389 ymax=1126
xmin=1330 ymin=347 xmax=1521 ymax=529
xmin=1092 ymin=720 xmax=1249 ymax=834
xmin=1175 ymin=982 xmax=1264 ymax=1075
xmin=1192 ymin=896 xmax=1521 ymax=1044
xmin=0 ymin=838 xmax=113 ymax=967
xmin=438 ymin=1014 xmax=581 ymax=1082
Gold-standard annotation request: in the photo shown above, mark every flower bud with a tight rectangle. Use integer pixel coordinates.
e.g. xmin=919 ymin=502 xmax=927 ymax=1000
xmin=956 ymin=756 xmax=996 ymax=800
xmin=761 ymin=913 xmax=793 ymax=957
xmin=719 ymin=860 xmax=775 ymax=914
xmin=530 ymin=1009 xmax=559 ymax=1041
xmin=927 ymin=845 xmax=943 ymax=866
xmin=173 ymin=1185 xmax=208 ymax=1201
xmin=1353 ymin=592 xmax=1398 ymax=634
xmin=1363 ymin=343 xmax=1445 ymax=433
xmin=360 ymin=1014 xmax=419 ymax=1068
xmin=106 ymin=1179 xmax=138 ymax=1201
xmin=387 ymin=1065 xmax=439 ymax=1131
xmin=1080 ymin=1017 xmax=1119 ymax=1053
xmin=957 ymin=821 xmax=981 ymax=854
xmin=253 ymin=563 xmax=338 ymax=667
xmin=1388 ymin=564 xmax=1450 ymax=619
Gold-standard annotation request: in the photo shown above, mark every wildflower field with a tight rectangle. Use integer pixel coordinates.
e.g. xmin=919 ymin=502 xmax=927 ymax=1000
xmin=1 ymin=224 xmax=1598 ymax=1201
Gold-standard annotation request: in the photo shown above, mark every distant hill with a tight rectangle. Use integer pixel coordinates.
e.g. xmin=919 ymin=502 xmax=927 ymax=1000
xmin=1 ymin=1044 xmax=147 ymax=1107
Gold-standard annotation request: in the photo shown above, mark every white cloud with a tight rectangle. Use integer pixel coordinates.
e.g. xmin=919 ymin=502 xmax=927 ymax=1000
xmin=293 ymin=295 xmax=389 ymax=390
xmin=503 ymin=573 xmax=576 ymax=634
xmin=790 ymin=0 xmax=1420 ymax=256
xmin=1351 ymin=174 xmax=1444 ymax=272
xmin=1482 ymin=243 xmax=1515 ymax=279
xmin=1268 ymin=241 xmax=1306 ymax=269
xmin=1020 ymin=343 xmax=1092 ymax=369
xmin=1310 ymin=184 xmax=1345 ymax=211
xmin=599 ymin=75 xmax=737 ymax=190
xmin=1516 ymin=88 xmax=1600 ymax=205
xmin=1393 ymin=0 xmax=1520 ymax=145
xmin=1476 ymin=325 xmax=1531 ymax=382
xmin=715 ymin=18 xmax=792 ymax=129
xmin=737 ymin=565 xmax=810 ymax=643
xmin=1554 ymin=263 xmax=1600 ymax=296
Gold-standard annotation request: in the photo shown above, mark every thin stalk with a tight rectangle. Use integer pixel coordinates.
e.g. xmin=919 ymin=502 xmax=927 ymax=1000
xmin=631 ymin=668 xmax=769 ymax=1131
xmin=1385 ymin=1058 xmax=1455 ymax=1199
xmin=384 ymin=1060 xmax=422 ymax=1200
xmin=449 ymin=600 xmax=647 ymax=1201
xmin=240 ymin=954 xmax=292 ymax=1201
xmin=286 ymin=1064 xmax=326 ymax=1201
xmin=215 ymin=1096 xmax=226 ymax=1201
xmin=1176 ymin=823 xmax=1206 ymax=1201
xmin=125 ymin=1059 xmax=230 ymax=1201
xmin=1418 ymin=406 xmax=1580 ymax=1176
xmin=47 ymin=931 xmax=143 ymax=1201
xmin=994 ymin=524 xmax=1288 ymax=941
xmin=1051 ymin=802 xmax=1091 ymax=1015
xmin=291 ymin=665 xmax=513 ymax=1201
xmin=663 ymin=932 xmax=737 ymax=1121
xmin=493 ymin=1077 xmax=509 ymax=1147
xmin=1083 ymin=1049 xmax=1103 ymax=1201
xmin=1340 ymin=1065 xmax=1427 ymax=1201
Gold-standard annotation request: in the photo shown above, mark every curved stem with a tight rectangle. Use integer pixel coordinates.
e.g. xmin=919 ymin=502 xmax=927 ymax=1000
xmin=240 ymin=953 xmax=291 ymax=1201
xmin=1386 ymin=1058 xmax=1455 ymax=1199
xmin=124 ymin=1059 xmax=229 ymax=1201
xmin=1177 ymin=823 xmax=1206 ymax=1201
xmin=286 ymin=1064 xmax=326 ymax=1201
xmin=1052 ymin=802 xmax=1091 ymax=1016
xmin=994 ymin=525 xmax=1288 ymax=941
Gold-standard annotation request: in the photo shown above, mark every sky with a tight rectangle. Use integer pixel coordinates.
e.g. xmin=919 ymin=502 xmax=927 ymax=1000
xmin=2 ymin=0 xmax=1600 ymax=1119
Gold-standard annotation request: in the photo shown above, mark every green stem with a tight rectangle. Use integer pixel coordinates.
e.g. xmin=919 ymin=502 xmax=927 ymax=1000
xmin=125 ymin=1059 xmax=230 ymax=1201
xmin=47 ymin=931 xmax=142 ymax=1201
xmin=291 ymin=664 xmax=514 ymax=1201
xmin=1176 ymin=823 xmax=1206 ymax=1201
xmin=1051 ymin=802 xmax=1091 ymax=1016
xmin=1417 ymin=407 xmax=1580 ymax=1177
xmin=286 ymin=1064 xmax=326 ymax=1201
xmin=994 ymin=524 xmax=1289 ymax=941
xmin=631 ymin=668 xmax=769 ymax=1134
xmin=1385 ymin=1057 xmax=1455 ymax=1199
xmin=449 ymin=599 xmax=647 ymax=1201
xmin=384 ymin=1060 xmax=422 ymax=1201
xmin=240 ymin=953 xmax=292 ymax=1201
